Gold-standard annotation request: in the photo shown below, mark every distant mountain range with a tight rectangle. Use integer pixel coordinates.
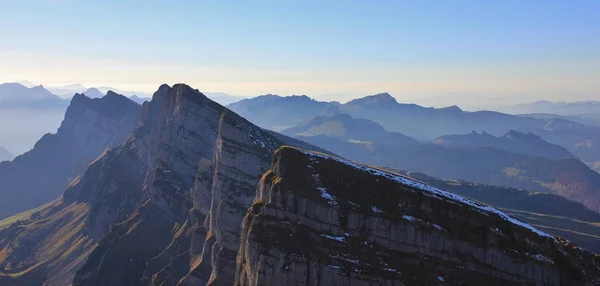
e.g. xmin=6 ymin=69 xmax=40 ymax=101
xmin=282 ymin=114 xmax=600 ymax=213
xmin=505 ymin=100 xmax=600 ymax=116
xmin=230 ymin=93 xmax=600 ymax=174
xmin=228 ymin=94 xmax=339 ymax=131
xmin=520 ymin=112 xmax=600 ymax=129
xmin=0 ymin=83 xmax=67 ymax=108
xmin=0 ymin=84 xmax=600 ymax=285
xmin=2 ymin=84 xmax=600 ymax=285
xmin=433 ymin=130 xmax=576 ymax=160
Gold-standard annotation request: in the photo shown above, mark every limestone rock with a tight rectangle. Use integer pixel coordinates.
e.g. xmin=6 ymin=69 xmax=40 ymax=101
xmin=236 ymin=147 xmax=600 ymax=286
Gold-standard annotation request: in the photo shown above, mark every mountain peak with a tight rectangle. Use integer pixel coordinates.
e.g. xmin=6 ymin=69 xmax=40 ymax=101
xmin=83 ymin=87 xmax=104 ymax=99
xmin=371 ymin=92 xmax=397 ymax=102
xmin=439 ymin=105 xmax=463 ymax=113
xmin=62 ymin=91 xmax=139 ymax=133
xmin=345 ymin=92 xmax=398 ymax=107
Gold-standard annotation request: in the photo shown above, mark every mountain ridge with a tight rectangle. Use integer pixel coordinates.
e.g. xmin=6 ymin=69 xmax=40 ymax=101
xmin=282 ymin=114 xmax=600 ymax=213
xmin=434 ymin=129 xmax=576 ymax=160
xmin=235 ymin=146 xmax=600 ymax=285
xmin=0 ymin=83 xmax=327 ymax=285
xmin=0 ymin=91 xmax=140 ymax=219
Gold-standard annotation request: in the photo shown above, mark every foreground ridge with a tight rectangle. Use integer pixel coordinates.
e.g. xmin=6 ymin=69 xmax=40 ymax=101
xmin=236 ymin=146 xmax=600 ymax=285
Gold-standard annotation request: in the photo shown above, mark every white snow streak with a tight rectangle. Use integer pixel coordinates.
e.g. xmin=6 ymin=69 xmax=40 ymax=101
xmin=300 ymin=150 xmax=557 ymax=242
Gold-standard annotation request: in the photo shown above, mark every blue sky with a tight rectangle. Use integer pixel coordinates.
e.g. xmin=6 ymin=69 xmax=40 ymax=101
xmin=1 ymin=0 xmax=599 ymax=107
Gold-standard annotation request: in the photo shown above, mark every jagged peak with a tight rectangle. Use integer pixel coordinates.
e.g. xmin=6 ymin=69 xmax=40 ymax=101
xmin=63 ymin=91 xmax=139 ymax=127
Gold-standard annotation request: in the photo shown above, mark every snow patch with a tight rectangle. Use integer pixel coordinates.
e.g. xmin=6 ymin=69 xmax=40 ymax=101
xmin=372 ymin=206 xmax=383 ymax=214
xmin=529 ymin=253 xmax=554 ymax=264
xmin=318 ymin=187 xmax=338 ymax=206
xmin=402 ymin=215 xmax=445 ymax=231
xmin=300 ymin=150 xmax=557 ymax=242
xmin=491 ymin=227 xmax=503 ymax=235
xmin=383 ymin=268 xmax=401 ymax=274
xmin=321 ymin=234 xmax=346 ymax=242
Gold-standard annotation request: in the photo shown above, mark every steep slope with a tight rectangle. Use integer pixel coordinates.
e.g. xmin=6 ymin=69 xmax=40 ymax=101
xmin=282 ymin=114 xmax=600 ymax=213
xmin=227 ymin=94 xmax=338 ymax=131
xmin=0 ymin=148 xmax=13 ymax=162
xmin=0 ymin=84 xmax=326 ymax=286
xmin=434 ymin=130 xmax=576 ymax=160
xmin=390 ymin=170 xmax=600 ymax=253
xmin=236 ymin=147 xmax=600 ymax=285
xmin=0 ymin=91 xmax=140 ymax=219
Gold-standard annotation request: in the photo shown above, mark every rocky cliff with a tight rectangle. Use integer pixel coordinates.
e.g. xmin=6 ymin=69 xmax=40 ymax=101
xmin=0 ymin=91 xmax=140 ymax=219
xmin=0 ymin=84 xmax=325 ymax=285
xmin=236 ymin=147 xmax=600 ymax=285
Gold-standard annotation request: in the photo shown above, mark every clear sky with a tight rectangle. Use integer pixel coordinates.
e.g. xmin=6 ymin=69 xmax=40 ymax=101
xmin=1 ymin=0 xmax=599 ymax=107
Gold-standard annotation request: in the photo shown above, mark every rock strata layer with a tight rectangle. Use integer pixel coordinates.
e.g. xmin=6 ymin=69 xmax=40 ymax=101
xmin=236 ymin=147 xmax=600 ymax=286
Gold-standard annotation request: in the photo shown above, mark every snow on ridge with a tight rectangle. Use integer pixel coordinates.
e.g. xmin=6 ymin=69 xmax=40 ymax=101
xmin=298 ymin=149 xmax=558 ymax=242
xmin=402 ymin=215 xmax=445 ymax=231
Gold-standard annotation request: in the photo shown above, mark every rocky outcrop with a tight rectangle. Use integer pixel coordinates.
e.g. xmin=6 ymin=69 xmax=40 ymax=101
xmin=0 ymin=91 xmax=140 ymax=219
xmin=0 ymin=84 xmax=326 ymax=285
xmin=236 ymin=147 xmax=600 ymax=285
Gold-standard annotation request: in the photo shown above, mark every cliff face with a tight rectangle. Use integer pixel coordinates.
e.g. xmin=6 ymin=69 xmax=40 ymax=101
xmin=0 ymin=91 xmax=140 ymax=219
xmin=236 ymin=147 xmax=600 ymax=285
xmin=0 ymin=84 xmax=325 ymax=286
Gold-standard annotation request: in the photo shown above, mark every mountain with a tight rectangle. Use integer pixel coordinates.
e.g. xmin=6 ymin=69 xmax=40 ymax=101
xmin=0 ymin=84 xmax=327 ymax=285
xmin=0 ymin=83 xmax=62 ymax=105
xmin=227 ymin=94 xmax=338 ymax=131
xmin=434 ymin=130 xmax=576 ymax=160
xmin=236 ymin=147 xmax=600 ymax=285
xmin=129 ymin=95 xmax=151 ymax=104
xmin=507 ymin=100 xmax=600 ymax=116
xmin=0 ymin=91 xmax=140 ymax=219
xmin=97 ymin=86 xmax=153 ymax=98
xmin=229 ymin=93 xmax=600 ymax=174
xmin=521 ymin=112 xmax=600 ymax=128
xmin=82 ymin=87 xmax=104 ymax=99
xmin=283 ymin=113 xmax=420 ymax=145
xmin=282 ymin=114 xmax=600 ymax=213
xmin=1 ymin=84 xmax=600 ymax=285
xmin=46 ymin=83 xmax=87 ymax=97
xmin=392 ymin=170 xmax=600 ymax=253
xmin=0 ymin=147 xmax=13 ymax=162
